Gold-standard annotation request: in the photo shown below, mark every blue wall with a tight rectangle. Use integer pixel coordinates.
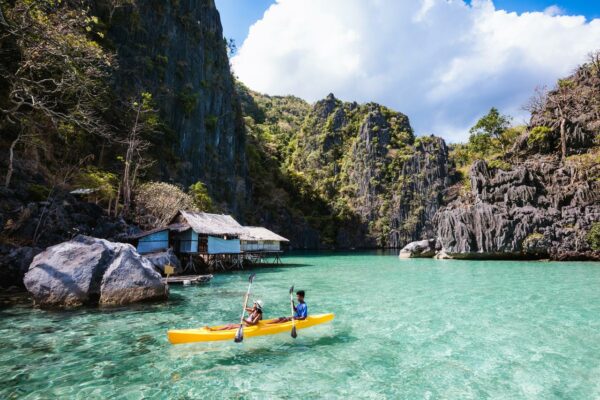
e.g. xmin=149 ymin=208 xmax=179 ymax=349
xmin=208 ymin=236 xmax=241 ymax=254
xmin=178 ymin=230 xmax=199 ymax=253
xmin=136 ymin=230 xmax=169 ymax=254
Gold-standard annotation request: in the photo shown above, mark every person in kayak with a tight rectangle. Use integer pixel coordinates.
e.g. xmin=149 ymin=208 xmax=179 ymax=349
xmin=208 ymin=300 xmax=263 ymax=331
xmin=268 ymin=290 xmax=308 ymax=323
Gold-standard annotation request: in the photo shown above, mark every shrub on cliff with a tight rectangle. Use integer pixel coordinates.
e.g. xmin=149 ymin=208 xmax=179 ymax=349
xmin=133 ymin=182 xmax=196 ymax=229
xmin=587 ymin=223 xmax=600 ymax=251
xmin=527 ymin=126 xmax=554 ymax=153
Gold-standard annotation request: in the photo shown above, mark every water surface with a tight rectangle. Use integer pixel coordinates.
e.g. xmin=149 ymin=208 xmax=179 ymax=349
xmin=2 ymin=253 xmax=600 ymax=399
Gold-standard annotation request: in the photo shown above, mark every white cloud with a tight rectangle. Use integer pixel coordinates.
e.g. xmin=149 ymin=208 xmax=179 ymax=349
xmin=232 ymin=0 xmax=600 ymax=142
xmin=544 ymin=5 xmax=565 ymax=16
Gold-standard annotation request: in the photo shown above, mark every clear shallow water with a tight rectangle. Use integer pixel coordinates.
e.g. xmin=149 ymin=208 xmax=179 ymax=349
xmin=2 ymin=252 xmax=600 ymax=399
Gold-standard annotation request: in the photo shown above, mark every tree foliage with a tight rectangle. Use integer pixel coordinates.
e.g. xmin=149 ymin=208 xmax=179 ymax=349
xmin=587 ymin=223 xmax=600 ymax=251
xmin=1 ymin=0 xmax=114 ymax=187
xmin=74 ymin=167 xmax=118 ymax=209
xmin=451 ymin=108 xmax=522 ymax=174
xmin=188 ymin=181 xmax=215 ymax=212
xmin=133 ymin=182 xmax=197 ymax=229
xmin=468 ymin=107 xmax=513 ymax=155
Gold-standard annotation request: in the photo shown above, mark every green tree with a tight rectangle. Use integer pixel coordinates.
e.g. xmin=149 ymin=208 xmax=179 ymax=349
xmin=468 ymin=108 xmax=513 ymax=154
xmin=75 ymin=167 xmax=118 ymax=213
xmin=188 ymin=181 xmax=215 ymax=212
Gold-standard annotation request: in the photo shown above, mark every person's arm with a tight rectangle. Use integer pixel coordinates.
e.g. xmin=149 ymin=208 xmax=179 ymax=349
xmin=247 ymin=313 xmax=261 ymax=325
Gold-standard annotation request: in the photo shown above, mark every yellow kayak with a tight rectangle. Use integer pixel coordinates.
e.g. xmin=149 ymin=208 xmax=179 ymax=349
xmin=167 ymin=313 xmax=335 ymax=344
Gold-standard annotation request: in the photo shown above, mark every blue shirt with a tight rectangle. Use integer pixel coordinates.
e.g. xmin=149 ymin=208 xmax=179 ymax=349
xmin=294 ymin=302 xmax=308 ymax=318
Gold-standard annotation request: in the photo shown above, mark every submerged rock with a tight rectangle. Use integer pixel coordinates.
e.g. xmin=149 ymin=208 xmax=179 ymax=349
xmin=434 ymin=250 xmax=452 ymax=260
xmin=24 ymin=235 xmax=167 ymax=308
xmin=399 ymin=239 xmax=437 ymax=258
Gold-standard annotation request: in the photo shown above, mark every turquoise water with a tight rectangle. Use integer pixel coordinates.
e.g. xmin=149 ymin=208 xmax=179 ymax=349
xmin=2 ymin=252 xmax=600 ymax=399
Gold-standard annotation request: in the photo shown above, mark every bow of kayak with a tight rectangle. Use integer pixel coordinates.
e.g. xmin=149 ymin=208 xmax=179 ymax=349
xmin=167 ymin=313 xmax=335 ymax=344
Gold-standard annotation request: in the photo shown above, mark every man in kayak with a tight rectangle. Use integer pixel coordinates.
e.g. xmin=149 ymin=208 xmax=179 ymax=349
xmin=268 ymin=290 xmax=308 ymax=324
xmin=208 ymin=300 xmax=263 ymax=331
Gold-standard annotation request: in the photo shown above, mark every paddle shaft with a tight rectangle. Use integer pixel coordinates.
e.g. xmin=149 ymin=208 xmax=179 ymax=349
xmin=239 ymin=282 xmax=253 ymax=325
xmin=290 ymin=289 xmax=297 ymax=338
xmin=234 ymin=274 xmax=255 ymax=342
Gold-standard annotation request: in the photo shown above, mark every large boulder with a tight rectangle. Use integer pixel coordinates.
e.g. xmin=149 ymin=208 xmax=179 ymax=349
xmin=144 ymin=248 xmax=181 ymax=274
xmin=100 ymin=246 xmax=168 ymax=306
xmin=399 ymin=239 xmax=437 ymax=258
xmin=24 ymin=235 xmax=167 ymax=308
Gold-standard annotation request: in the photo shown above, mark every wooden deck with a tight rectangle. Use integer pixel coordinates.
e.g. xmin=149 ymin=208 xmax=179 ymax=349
xmin=163 ymin=274 xmax=213 ymax=284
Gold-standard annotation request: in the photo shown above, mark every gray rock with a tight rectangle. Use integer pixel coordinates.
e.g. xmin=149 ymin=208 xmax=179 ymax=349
xmin=434 ymin=250 xmax=452 ymax=260
xmin=144 ymin=248 xmax=181 ymax=274
xmin=100 ymin=246 xmax=167 ymax=306
xmin=23 ymin=235 xmax=167 ymax=308
xmin=0 ymin=245 xmax=42 ymax=289
xmin=399 ymin=239 xmax=437 ymax=258
xmin=435 ymin=156 xmax=600 ymax=260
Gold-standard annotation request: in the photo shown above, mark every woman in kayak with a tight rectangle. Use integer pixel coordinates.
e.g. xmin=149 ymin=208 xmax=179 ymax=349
xmin=208 ymin=300 xmax=264 ymax=331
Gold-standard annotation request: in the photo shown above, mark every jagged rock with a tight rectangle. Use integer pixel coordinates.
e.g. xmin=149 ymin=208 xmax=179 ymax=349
xmin=284 ymin=91 xmax=455 ymax=248
xmin=522 ymin=233 xmax=551 ymax=258
xmin=399 ymin=239 xmax=437 ymax=258
xmin=388 ymin=136 xmax=454 ymax=248
xmin=0 ymin=245 xmax=43 ymax=289
xmin=435 ymin=154 xmax=600 ymax=260
xmin=23 ymin=235 xmax=167 ymax=308
xmin=144 ymin=248 xmax=182 ymax=274
xmin=100 ymin=246 xmax=168 ymax=306
xmin=1 ymin=188 xmax=130 ymax=249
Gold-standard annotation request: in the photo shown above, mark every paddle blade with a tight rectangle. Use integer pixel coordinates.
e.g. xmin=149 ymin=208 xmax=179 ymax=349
xmin=249 ymin=273 xmax=256 ymax=283
xmin=234 ymin=324 xmax=244 ymax=343
xmin=291 ymin=326 xmax=297 ymax=338
xmin=289 ymin=285 xmax=294 ymax=294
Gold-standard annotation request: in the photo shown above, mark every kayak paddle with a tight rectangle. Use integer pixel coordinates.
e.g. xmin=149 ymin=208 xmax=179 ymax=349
xmin=234 ymin=273 xmax=256 ymax=343
xmin=290 ymin=286 xmax=297 ymax=338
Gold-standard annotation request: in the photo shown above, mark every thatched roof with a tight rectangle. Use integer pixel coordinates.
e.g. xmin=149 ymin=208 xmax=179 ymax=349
xmin=126 ymin=226 xmax=170 ymax=240
xmin=174 ymin=211 xmax=246 ymax=236
xmin=241 ymin=226 xmax=289 ymax=242
xmin=126 ymin=223 xmax=190 ymax=240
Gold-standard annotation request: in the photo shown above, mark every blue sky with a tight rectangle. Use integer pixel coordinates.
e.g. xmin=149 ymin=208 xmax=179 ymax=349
xmin=216 ymin=0 xmax=600 ymax=141
xmin=216 ymin=0 xmax=599 ymax=47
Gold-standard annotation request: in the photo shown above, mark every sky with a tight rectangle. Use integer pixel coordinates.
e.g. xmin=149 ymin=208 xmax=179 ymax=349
xmin=215 ymin=0 xmax=600 ymax=141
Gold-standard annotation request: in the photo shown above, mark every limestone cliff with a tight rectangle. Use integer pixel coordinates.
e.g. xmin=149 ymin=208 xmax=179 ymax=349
xmin=434 ymin=61 xmax=600 ymax=260
xmin=99 ymin=0 xmax=247 ymax=213
xmin=240 ymin=88 xmax=456 ymax=248
xmin=435 ymin=156 xmax=599 ymax=259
